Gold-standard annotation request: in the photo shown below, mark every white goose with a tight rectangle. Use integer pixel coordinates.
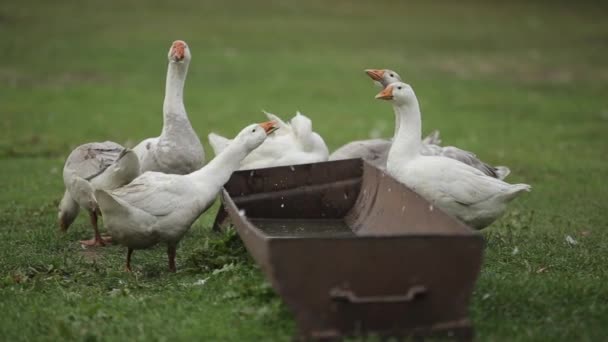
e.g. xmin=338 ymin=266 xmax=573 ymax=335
xmin=376 ymin=82 xmax=530 ymax=229
xmin=58 ymin=142 xmax=140 ymax=246
xmin=95 ymin=121 xmax=277 ymax=272
xmin=330 ymin=69 xmax=510 ymax=180
xmin=133 ymin=40 xmax=204 ymax=175
xmin=208 ymin=111 xmax=328 ymax=170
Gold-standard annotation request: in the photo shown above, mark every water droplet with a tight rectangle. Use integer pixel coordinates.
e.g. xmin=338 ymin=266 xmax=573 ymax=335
xmin=429 ymin=204 xmax=434 ymax=211
xmin=280 ymin=203 xmax=285 ymax=208
xmin=290 ymin=166 xmax=295 ymax=171
xmin=238 ymin=209 xmax=246 ymax=217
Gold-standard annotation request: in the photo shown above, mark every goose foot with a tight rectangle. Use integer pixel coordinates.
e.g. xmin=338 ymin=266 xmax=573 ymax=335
xmin=80 ymin=235 xmax=112 ymax=247
xmin=81 ymin=211 xmax=112 ymax=247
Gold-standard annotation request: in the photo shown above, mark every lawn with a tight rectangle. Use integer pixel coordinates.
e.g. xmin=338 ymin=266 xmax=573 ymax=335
xmin=1 ymin=0 xmax=607 ymax=340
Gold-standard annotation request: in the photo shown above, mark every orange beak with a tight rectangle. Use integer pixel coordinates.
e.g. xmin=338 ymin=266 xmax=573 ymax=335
xmin=375 ymin=85 xmax=394 ymax=100
xmin=171 ymin=40 xmax=186 ymax=61
xmin=365 ymin=69 xmax=385 ymax=81
xmin=259 ymin=120 xmax=278 ymax=135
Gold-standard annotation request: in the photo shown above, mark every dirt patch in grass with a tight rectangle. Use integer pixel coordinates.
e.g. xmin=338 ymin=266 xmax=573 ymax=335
xmin=78 ymin=248 xmax=104 ymax=263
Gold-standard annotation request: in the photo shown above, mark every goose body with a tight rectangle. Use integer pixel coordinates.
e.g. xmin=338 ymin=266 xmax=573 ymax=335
xmin=330 ymin=138 xmax=391 ymax=166
xmin=96 ymin=122 xmax=277 ymax=271
xmin=330 ymin=69 xmax=510 ymax=180
xmin=377 ymin=82 xmax=530 ymax=229
xmin=133 ymin=40 xmax=204 ymax=175
xmin=329 ymin=131 xmax=442 ymax=168
xmin=58 ymin=141 xmax=140 ymax=246
xmin=208 ymin=111 xmax=328 ymax=170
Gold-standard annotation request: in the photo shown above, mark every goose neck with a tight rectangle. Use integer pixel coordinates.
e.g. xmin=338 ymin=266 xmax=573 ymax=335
xmin=189 ymin=142 xmax=247 ymax=188
xmin=162 ymin=61 xmax=189 ymax=133
xmin=389 ymin=100 xmax=422 ymax=162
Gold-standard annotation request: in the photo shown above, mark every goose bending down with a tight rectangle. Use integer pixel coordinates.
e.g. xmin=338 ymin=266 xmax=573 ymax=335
xmin=208 ymin=111 xmax=328 ymax=170
xmin=95 ymin=121 xmax=277 ymax=272
xmin=329 ymin=69 xmax=510 ymax=180
xmin=133 ymin=40 xmax=204 ymax=175
xmin=376 ymin=83 xmax=530 ymax=229
xmin=58 ymin=142 xmax=140 ymax=246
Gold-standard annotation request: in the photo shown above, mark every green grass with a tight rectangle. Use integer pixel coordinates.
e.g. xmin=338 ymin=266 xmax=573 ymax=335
xmin=1 ymin=0 xmax=608 ymax=340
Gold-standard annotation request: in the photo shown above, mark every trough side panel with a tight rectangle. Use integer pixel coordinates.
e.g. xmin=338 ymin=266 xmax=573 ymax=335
xmin=266 ymin=236 xmax=484 ymax=338
xmin=346 ymin=162 xmax=473 ymax=235
xmin=222 ymin=190 xmax=271 ymax=271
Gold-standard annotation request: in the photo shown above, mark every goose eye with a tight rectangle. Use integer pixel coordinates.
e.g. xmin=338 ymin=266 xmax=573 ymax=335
xmin=397 ymin=86 xmax=402 ymax=90
xmin=252 ymin=129 xmax=256 ymax=133
xmin=390 ymin=74 xmax=394 ymax=77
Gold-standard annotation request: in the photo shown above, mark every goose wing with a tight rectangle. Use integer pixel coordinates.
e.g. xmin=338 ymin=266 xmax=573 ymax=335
xmin=64 ymin=141 xmax=125 ymax=180
xmin=412 ymin=157 xmax=511 ymax=206
xmin=108 ymin=172 xmax=186 ymax=218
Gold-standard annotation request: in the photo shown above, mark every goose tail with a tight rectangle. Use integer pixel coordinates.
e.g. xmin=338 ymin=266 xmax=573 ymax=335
xmin=208 ymin=133 xmax=230 ymax=155
xmin=290 ymin=111 xmax=313 ymax=140
xmin=422 ymin=129 xmax=442 ymax=145
xmin=501 ymin=183 xmax=531 ymax=202
xmin=495 ymin=166 xmax=511 ymax=180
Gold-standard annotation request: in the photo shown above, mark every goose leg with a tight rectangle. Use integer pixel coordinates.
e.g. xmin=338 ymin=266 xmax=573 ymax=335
xmin=167 ymin=245 xmax=177 ymax=273
xmin=125 ymin=248 xmax=133 ymax=272
xmin=79 ymin=210 xmax=112 ymax=247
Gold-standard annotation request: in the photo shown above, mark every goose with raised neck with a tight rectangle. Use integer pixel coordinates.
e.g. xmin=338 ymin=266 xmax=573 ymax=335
xmin=95 ymin=121 xmax=277 ymax=272
xmin=330 ymin=69 xmax=510 ymax=180
xmin=133 ymin=40 xmax=204 ymax=175
xmin=377 ymin=82 xmax=530 ymax=229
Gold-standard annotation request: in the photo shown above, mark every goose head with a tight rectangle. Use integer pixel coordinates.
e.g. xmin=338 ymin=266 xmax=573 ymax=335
xmin=375 ymin=82 xmax=416 ymax=106
xmin=365 ymin=69 xmax=402 ymax=88
xmin=168 ymin=40 xmax=191 ymax=63
xmin=235 ymin=121 xmax=278 ymax=151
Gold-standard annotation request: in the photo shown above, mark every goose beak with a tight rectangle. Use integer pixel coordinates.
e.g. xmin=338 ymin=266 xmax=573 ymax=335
xmin=365 ymin=69 xmax=385 ymax=81
xmin=259 ymin=120 xmax=278 ymax=135
xmin=375 ymin=85 xmax=394 ymax=100
xmin=170 ymin=40 xmax=186 ymax=62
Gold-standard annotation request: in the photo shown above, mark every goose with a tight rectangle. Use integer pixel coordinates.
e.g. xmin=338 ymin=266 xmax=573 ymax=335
xmin=330 ymin=69 xmax=510 ymax=180
xmin=133 ymin=40 xmax=204 ymax=175
xmin=95 ymin=121 xmax=277 ymax=272
xmin=376 ymin=82 xmax=530 ymax=229
xmin=208 ymin=111 xmax=328 ymax=170
xmin=58 ymin=142 xmax=140 ymax=246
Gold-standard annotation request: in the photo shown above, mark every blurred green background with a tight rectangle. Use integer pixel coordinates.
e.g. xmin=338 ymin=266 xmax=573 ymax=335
xmin=1 ymin=0 xmax=607 ymax=341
